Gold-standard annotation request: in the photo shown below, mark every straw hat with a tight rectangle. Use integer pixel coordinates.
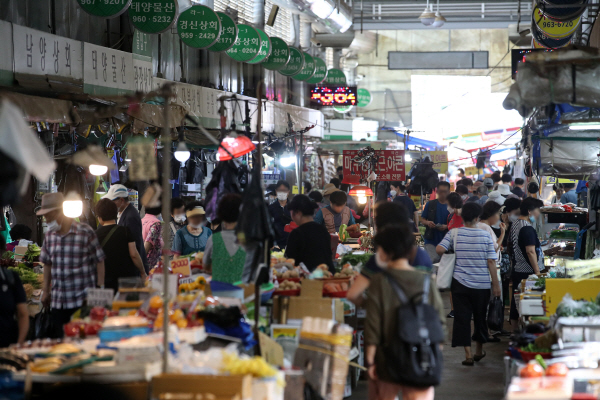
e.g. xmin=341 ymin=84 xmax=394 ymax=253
xmin=186 ymin=206 xmax=206 ymax=218
xmin=323 ymin=183 xmax=341 ymax=196
xmin=36 ymin=193 xmax=64 ymax=215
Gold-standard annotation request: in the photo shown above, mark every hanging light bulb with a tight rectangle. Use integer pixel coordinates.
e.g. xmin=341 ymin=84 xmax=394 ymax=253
xmin=432 ymin=0 xmax=446 ymax=27
xmin=89 ymin=164 xmax=108 ymax=176
xmin=419 ymin=0 xmax=436 ymax=26
xmin=280 ymin=152 xmax=296 ymax=168
xmin=174 ymin=141 xmax=191 ymax=163
xmin=63 ymin=191 xmax=83 ymax=218
xmin=357 ymin=195 xmax=367 ymax=205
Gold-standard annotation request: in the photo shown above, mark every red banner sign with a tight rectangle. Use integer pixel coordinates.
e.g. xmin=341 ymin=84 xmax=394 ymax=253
xmin=342 ymin=150 xmax=405 ymax=181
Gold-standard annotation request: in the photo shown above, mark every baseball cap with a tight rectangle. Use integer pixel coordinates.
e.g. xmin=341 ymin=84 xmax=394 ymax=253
xmin=102 ymin=184 xmax=129 ymax=200
xmin=483 ymin=178 xmax=494 ymax=188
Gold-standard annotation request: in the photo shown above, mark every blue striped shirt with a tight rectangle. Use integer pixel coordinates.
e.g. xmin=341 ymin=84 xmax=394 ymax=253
xmin=438 ymin=227 xmax=496 ymax=289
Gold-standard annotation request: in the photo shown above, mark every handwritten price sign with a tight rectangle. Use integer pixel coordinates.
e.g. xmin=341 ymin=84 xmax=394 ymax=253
xmin=170 ymin=258 xmax=191 ymax=276
xmin=342 ymin=150 xmax=405 ymax=181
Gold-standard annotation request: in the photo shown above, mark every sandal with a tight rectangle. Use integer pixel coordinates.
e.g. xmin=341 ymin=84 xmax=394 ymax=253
xmin=474 ymin=351 xmax=487 ymax=362
xmin=462 ymin=358 xmax=474 ymax=366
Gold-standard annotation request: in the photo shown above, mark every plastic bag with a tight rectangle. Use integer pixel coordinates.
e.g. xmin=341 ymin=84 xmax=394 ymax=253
xmin=556 ymin=293 xmax=600 ymax=317
xmin=487 ymin=297 xmax=504 ymax=332
xmin=34 ymin=307 xmax=55 ymax=339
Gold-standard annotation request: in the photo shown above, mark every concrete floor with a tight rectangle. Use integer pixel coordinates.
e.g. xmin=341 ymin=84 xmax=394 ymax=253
xmin=350 ymin=291 xmax=507 ymax=400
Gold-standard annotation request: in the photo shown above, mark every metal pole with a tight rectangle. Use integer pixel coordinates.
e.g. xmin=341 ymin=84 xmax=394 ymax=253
xmin=299 ymin=130 xmax=304 ymax=193
xmin=160 ymin=84 xmax=173 ymax=374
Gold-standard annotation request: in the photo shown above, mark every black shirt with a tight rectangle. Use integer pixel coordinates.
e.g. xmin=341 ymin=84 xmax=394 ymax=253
xmin=512 ymin=187 xmax=525 ymax=199
xmin=393 ymin=195 xmax=417 ymax=215
xmin=268 ymin=201 xmax=292 ymax=248
xmin=118 ymin=203 xmax=148 ymax=273
xmin=96 ymin=225 xmax=140 ymax=293
xmin=285 ymin=221 xmax=334 ymax=273
xmin=0 ymin=268 xmax=26 ymax=348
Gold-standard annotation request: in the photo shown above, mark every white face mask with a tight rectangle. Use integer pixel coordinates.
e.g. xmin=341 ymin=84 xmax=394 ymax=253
xmin=375 ymin=252 xmax=388 ymax=269
xmin=174 ymin=214 xmax=186 ymax=224
xmin=447 ymin=206 xmax=454 ymax=214
xmin=390 ymin=190 xmax=397 ymax=197
xmin=509 ymin=214 xmax=519 ymax=223
xmin=461 ymin=194 xmax=469 ymax=201
xmin=46 ymin=220 xmax=60 ymax=232
xmin=189 ymin=222 xmax=204 ymax=230
xmin=277 ymin=192 xmax=288 ymax=201
xmin=492 ymin=221 xmax=501 ymax=229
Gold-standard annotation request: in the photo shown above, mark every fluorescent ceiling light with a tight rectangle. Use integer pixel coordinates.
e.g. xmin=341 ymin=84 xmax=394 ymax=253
xmin=569 ymin=123 xmax=600 ymax=130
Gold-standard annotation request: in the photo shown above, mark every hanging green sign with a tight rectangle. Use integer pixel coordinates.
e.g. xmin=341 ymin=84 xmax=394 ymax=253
xmin=76 ymin=0 xmax=131 ymax=18
xmin=292 ymin=52 xmax=316 ymax=81
xmin=306 ymin=57 xmax=327 ymax=84
xmin=129 ymin=0 xmax=178 ymax=34
xmin=209 ymin=12 xmax=237 ymax=52
xmin=325 ymin=68 xmax=347 ymax=85
xmin=177 ymin=5 xmax=221 ymax=49
xmin=357 ymin=88 xmax=372 ymax=107
xmin=226 ymin=24 xmax=261 ymax=62
xmin=279 ymin=47 xmax=304 ymax=77
xmin=333 ymin=104 xmax=353 ymax=113
xmin=261 ymin=37 xmax=290 ymax=71
xmin=247 ymin=29 xmax=272 ymax=64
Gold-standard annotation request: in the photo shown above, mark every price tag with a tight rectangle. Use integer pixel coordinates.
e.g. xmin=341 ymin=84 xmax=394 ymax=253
xmin=306 ymin=57 xmax=327 ymax=84
xmin=261 ymin=37 xmax=289 ymax=71
xmin=129 ymin=0 xmax=178 ymax=34
xmin=357 ymin=88 xmax=372 ymax=107
xmin=247 ymin=28 xmax=271 ymax=64
xmin=177 ymin=5 xmax=221 ymax=49
xmin=279 ymin=47 xmax=304 ymax=76
xmin=170 ymin=258 xmax=191 ymax=276
xmin=209 ymin=12 xmax=238 ymax=52
xmin=83 ymin=42 xmax=134 ymax=95
xmin=87 ymin=288 xmax=114 ymax=307
xmin=76 ymin=0 xmax=132 ymax=18
xmin=128 ymin=138 xmax=158 ymax=181
xmin=325 ymin=68 xmax=347 ymax=85
xmin=226 ymin=24 xmax=261 ymax=62
xmin=291 ymin=52 xmax=316 ymax=81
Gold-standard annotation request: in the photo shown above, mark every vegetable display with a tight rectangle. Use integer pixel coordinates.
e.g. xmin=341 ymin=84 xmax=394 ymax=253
xmin=25 ymin=244 xmax=41 ymax=262
xmin=9 ymin=264 xmax=42 ymax=288
xmin=339 ymin=224 xmax=348 ymax=242
xmin=338 ymin=252 xmax=372 ymax=267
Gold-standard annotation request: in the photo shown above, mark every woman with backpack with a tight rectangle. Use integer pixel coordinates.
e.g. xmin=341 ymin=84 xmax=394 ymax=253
xmin=436 ymin=202 xmax=501 ymax=366
xmin=365 ymin=225 xmax=446 ymax=400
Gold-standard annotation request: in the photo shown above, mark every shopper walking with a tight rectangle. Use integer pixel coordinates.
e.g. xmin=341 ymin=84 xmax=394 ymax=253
xmin=436 ymin=202 xmax=501 ymax=366
xmin=347 ymin=202 xmax=432 ymax=306
xmin=365 ymin=224 xmax=445 ymax=400
xmin=142 ymin=206 xmax=164 ymax=269
xmin=102 ymin=184 xmax=148 ymax=273
xmin=446 ymin=192 xmax=464 ymax=230
xmin=38 ymin=193 xmax=106 ymax=337
xmin=95 ymin=199 xmax=147 ymax=293
xmin=421 ymin=181 xmax=451 ymax=263
xmin=169 ymin=198 xmax=187 ymax=243
xmin=512 ymin=178 xmax=526 ymax=199
xmin=285 ymin=194 xmax=334 ymax=273
xmin=203 ymin=194 xmax=246 ymax=284
xmin=0 ymin=236 xmax=29 ymax=348
xmin=500 ymin=198 xmax=522 ymax=307
xmin=172 ymin=202 xmax=213 ymax=256
xmin=390 ymin=181 xmax=419 ymax=231
xmin=561 ymin=182 xmax=578 ymax=204
xmin=268 ymin=180 xmax=292 ymax=249
xmin=508 ymin=197 xmax=544 ymax=332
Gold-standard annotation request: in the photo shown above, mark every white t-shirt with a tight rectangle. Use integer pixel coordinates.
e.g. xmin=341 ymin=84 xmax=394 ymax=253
xmin=477 ymin=222 xmax=499 ymax=251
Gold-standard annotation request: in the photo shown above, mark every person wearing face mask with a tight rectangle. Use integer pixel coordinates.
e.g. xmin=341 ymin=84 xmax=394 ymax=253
xmin=38 ymin=193 xmax=106 ymax=337
xmin=102 ymin=184 xmax=148 ymax=273
xmin=390 ymin=181 xmax=419 ymax=232
xmin=268 ymin=180 xmax=292 ymax=249
xmin=284 ymin=195 xmax=334 ymax=273
xmin=455 ymin=185 xmax=469 ymax=203
xmin=446 ymin=192 xmax=464 ymax=231
xmin=461 ymin=178 xmax=474 ymax=195
xmin=365 ymin=225 xmax=445 ymax=400
xmin=500 ymin=198 xmax=521 ymax=310
xmin=265 ymin=184 xmax=278 ymax=205
xmin=170 ymin=198 xmax=187 ymax=243
xmin=508 ymin=197 xmax=544 ymax=332
xmin=172 ymin=202 xmax=213 ymax=256
xmin=421 ymin=181 xmax=451 ymax=264
xmin=203 ymin=194 xmax=246 ymax=283
xmin=95 ymin=199 xmax=147 ymax=293
xmin=314 ymin=191 xmax=358 ymax=234
xmin=436 ymin=202 xmax=501 ymax=366
xmin=347 ymin=202 xmax=432 ymax=307
xmin=141 ymin=206 xmax=164 ymax=269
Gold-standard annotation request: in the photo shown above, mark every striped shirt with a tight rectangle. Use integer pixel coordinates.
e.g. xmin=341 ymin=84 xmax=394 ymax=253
xmin=438 ymin=227 xmax=496 ymax=289
xmin=40 ymin=222 xmax=106 ymax=309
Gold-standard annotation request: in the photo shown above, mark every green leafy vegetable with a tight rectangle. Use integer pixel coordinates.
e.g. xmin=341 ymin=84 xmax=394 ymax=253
xmin=8 ymin=265 xmax=41 ymax=288
xmin=339 ymin=252 xmax=373 ymax=267
xmin=339 ymin=224 xmax=348 ymax=242
xmin=24 ymin=244 xmax=41 ymax=262
xmin=520 ymin=343 xmax=551 ymax=353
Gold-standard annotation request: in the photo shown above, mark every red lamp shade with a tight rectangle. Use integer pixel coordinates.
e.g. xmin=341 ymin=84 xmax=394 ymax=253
xmin=342 ymin=175 xmax=360 ymax=185
xmin=218 ymin=136 xmax=256 ymax=161
xmin=349 ymin=185 xmax=373 ymax=197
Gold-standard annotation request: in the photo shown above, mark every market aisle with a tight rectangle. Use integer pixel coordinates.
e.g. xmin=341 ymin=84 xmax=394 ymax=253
xmin=350 ymin=291 xmax=507 ymax=400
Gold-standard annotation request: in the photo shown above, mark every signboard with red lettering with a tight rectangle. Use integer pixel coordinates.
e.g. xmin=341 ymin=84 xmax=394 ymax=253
xmin=342 ymin=150 xmax=405 ymax=181
xmin=170 ymin=257 xmax=191 ymax=276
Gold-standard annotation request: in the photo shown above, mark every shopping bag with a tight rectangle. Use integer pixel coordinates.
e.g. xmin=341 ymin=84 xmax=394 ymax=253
xmin=33 ymin=307 xmax=55 ymax=339
xmin=436 ymin=230 xmax=457 ymax=290
xmin=487 ymin=297 xmax=504 ymax=332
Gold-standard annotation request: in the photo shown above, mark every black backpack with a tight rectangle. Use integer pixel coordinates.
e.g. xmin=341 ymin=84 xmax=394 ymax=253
xmin=383 ymin=272 xmax=444 ymax=388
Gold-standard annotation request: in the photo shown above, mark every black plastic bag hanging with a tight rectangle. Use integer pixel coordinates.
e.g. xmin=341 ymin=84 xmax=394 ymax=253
xmin=487 ymin=297 xmax=504 ymax=332
xmin=236 ymin=166 xmax=274 ymax=244
xmin=204 ymin=160 xmax=241 ymax=221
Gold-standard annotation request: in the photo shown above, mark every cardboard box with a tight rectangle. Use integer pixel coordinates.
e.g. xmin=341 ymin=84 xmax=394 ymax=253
xmin=113 ymin=382 xmax=149 ymax=400
xmin=152 ymin=374 xmax=252 ymax=400
xmin=276 ymin=279 xmax=344 ymax=323
xmin=258 ymin=332 xmax=284 ymax=367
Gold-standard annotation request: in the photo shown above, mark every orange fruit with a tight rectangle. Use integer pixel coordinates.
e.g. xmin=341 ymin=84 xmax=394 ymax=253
xmin=176 ymin=319 xmax=188 ymax=329
xmin=150 ymin=296 xmax=163 ymax=309
xmin=170 ymin=309 xmax=184 ymax=322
